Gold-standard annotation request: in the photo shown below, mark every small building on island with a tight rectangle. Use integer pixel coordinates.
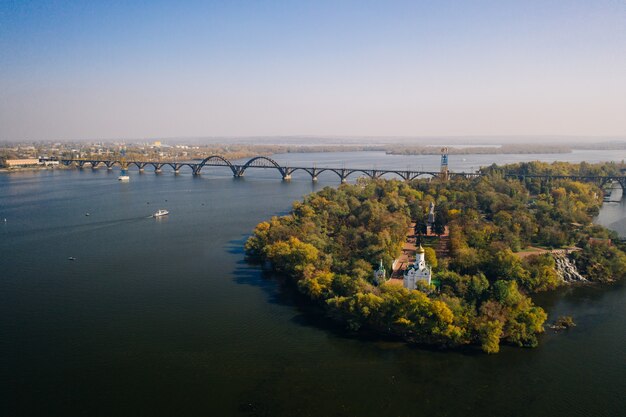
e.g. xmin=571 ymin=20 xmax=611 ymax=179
xmin=403 ymin=244 xmax=432 ymax=289
xmin=373 ymin=259 xmax=387 ymax=285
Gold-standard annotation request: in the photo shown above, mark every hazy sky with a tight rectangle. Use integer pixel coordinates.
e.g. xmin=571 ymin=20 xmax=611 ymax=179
xmin=1 ymin=0 xmax=625 ymax=141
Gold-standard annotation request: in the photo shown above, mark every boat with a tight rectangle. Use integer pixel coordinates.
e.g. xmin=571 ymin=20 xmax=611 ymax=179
xmin=68 ymin=257 xmax=76 ymax=261
xmin=118 ymin=175 xmax=130 ymax=181
xmin=153 ymin=209 xmax=169 ymax=217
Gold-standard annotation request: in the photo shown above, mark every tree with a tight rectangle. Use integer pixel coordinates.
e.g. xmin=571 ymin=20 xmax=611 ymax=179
xmin=477 ymin=320 xmax=504 ymax=354
xmin=298 ymin=270 xmax=334 ymax=299
xmin=414 ymin=219 xmax=428 ymax=236
xmin=432 ymin=218 xmax=446 ymax=237
xmin=265 ymin=237 xmax=319 ymax=277
xmin=521 ymin=254 xmax=561 ymax=292
xmin=424 ymin=247 xmax=438 ymax=269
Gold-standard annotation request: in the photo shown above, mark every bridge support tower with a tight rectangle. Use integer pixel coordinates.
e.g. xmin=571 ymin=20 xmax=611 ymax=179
xmin=440 ymin=147 xmax=449 ymax=180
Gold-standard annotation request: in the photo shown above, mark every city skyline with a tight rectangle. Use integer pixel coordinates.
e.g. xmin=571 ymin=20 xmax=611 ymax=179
xmin=1 ymin=0 xmax=625 ymax=141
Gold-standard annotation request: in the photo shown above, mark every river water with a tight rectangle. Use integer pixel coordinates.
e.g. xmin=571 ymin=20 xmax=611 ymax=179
xmin=1 ymin=151 xmax=625 ymax=417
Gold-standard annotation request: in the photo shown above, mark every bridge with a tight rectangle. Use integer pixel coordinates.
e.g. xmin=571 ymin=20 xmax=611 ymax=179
xmin=56 ymin=156 xmax=626 ymax=190
xmin=58 ymin=155 xmax=480 ymax=182
xmin=500 ymin=173 xmax=626 ymax=192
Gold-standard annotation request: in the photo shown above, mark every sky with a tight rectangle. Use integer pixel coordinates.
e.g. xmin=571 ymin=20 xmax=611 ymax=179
xmin=0 ymin=0 xmax=625 ymax=141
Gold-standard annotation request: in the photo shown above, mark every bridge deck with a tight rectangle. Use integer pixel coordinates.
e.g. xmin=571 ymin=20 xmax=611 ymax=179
xmin=56 ymin=157 xmax=626 ymax=186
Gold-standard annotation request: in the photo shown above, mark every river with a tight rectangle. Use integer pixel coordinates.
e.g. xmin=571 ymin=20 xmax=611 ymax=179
xmin=1 ymin=150 xmax=625 ymax=417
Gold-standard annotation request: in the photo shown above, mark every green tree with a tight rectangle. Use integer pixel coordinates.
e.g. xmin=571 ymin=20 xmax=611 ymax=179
xmin=477 ymin=320 xmax=504 ymax=354
xmin=424 ymin=247 xmax=438 ymax=269
xmin=432 ymin=218 xmax=446 ymax=237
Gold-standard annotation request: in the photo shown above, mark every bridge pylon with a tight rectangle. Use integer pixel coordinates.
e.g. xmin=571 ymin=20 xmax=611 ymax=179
xmin=233 ymin=166 xmax=245 ymax=178
xmin=282 ymin=167 xmax=293 ymax=181
xmin=440 ymin=147 xmax=449 ymax=180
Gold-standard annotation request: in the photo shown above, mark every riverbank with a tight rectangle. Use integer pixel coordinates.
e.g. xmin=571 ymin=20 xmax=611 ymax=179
xmin=0 ymin=166 xmax=69 ymax=173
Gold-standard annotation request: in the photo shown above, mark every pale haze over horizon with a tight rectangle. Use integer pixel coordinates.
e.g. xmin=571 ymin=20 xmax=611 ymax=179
xmin=1 ymin=0 xmax=625 ymax=142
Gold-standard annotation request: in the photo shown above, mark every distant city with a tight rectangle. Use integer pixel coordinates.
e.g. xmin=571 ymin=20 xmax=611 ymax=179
xmin=3 ymin=138 xmax=626 ymax=170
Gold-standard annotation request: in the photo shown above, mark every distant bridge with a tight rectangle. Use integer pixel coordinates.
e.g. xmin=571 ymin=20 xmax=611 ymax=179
xmin=57 ymin=156 xmax=626 ymax=189
xmin=502 ymin=173 xmax=626 ymax=191
xmin=59 ymin=155 xmax=480 ymax=182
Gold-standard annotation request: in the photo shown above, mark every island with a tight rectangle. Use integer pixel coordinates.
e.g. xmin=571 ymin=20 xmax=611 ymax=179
xmin=245 ymin=161 xmax=626 ymax=353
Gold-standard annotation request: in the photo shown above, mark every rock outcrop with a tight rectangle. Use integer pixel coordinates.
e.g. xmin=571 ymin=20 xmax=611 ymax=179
xmin=553 ymin=253 xmax=587 ymax=283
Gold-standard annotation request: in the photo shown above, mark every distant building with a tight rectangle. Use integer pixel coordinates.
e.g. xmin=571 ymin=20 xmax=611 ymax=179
xmin=589 ymin=237 xmax=612 ymax=246
xmin=38 ymin=157 xmax=59 ymax=166
xmin=403 ymin=245 xmax=431 ymax=289
xmin=3 ymin=158 xmax=40 ymax=168
xmin=373 ymin=259 xmax=386 ymax=284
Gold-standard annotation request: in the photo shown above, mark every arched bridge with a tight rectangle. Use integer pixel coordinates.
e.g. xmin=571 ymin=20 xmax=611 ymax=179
xmin=58 ymin=156 xmax=626 ymax=190
xmin=59 ymin=155 xmax=453 ymax=182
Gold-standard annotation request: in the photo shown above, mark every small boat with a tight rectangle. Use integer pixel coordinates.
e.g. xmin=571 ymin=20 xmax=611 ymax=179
xmin=85 ymin=212 xmax=90 ymax=216
xmin=68 ymin=257 xmax=76 ymax=261
xmin=118 ymin=175 xmax=130 ymax=181
xmin=153 ymin=209 xmax=169 ymax=217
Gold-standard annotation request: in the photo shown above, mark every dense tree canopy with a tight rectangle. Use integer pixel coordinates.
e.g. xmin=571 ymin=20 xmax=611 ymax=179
xmin=246 ymin=162 xmax=626 ymax=353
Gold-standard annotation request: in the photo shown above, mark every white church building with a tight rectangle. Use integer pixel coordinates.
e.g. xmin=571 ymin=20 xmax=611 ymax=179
xmin=403 ymin=244 xmax=432 ymax=289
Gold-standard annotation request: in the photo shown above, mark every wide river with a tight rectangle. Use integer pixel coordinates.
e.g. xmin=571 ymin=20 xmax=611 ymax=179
xmin=1 ymin=150 xmax=625 ymax=417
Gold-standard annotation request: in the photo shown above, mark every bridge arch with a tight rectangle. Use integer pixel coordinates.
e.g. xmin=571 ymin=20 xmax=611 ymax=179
xmin=601 ymin=178 xmax=624 ymax=191
xmin=178 ymin=163 xmax=196 ymax=173
xmin=127 ymin=161 xmax=144 ymax=169
xmin=289 ymin=167 xmax=319 ymax=180
xmin=408 ymin=172 xmax=439 ymax=181
xmin=349 ymin=169 xmax=376 ymax=180
xmin=376 ymin=171 xmax=411 ymax=181
xmin=195 ymin=155 xmax=237 ymax=176
xmin=240 ymin=156 xmax=286 ymax=177
xmin=306 ymin=168 xmax=343 ymax=181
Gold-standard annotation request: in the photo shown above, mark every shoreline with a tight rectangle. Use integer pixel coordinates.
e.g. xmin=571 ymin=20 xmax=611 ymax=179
xmin=0 ymin=166 xmax=71 ymax=173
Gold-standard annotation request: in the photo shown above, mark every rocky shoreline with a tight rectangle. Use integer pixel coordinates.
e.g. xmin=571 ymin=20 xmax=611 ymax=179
xmin=553 ymin=252 xmax=587 ymax=283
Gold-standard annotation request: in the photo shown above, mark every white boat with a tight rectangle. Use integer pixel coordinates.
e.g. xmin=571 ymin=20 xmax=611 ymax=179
xmin=153 ymin=209 xmax=169 ymax=217
xmin=118 ymin=175 xmax=130 ymax=181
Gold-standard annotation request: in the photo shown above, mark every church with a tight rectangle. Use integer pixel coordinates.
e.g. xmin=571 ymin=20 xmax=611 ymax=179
xmin=403 ymin=244 xmax=432 ymax=289
xmin=373 ymin=259 xmax=387 ymax=285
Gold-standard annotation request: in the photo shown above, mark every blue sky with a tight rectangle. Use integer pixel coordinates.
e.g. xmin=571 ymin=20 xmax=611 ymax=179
xmin=1 ymin=0 xmax=624 ymax=140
